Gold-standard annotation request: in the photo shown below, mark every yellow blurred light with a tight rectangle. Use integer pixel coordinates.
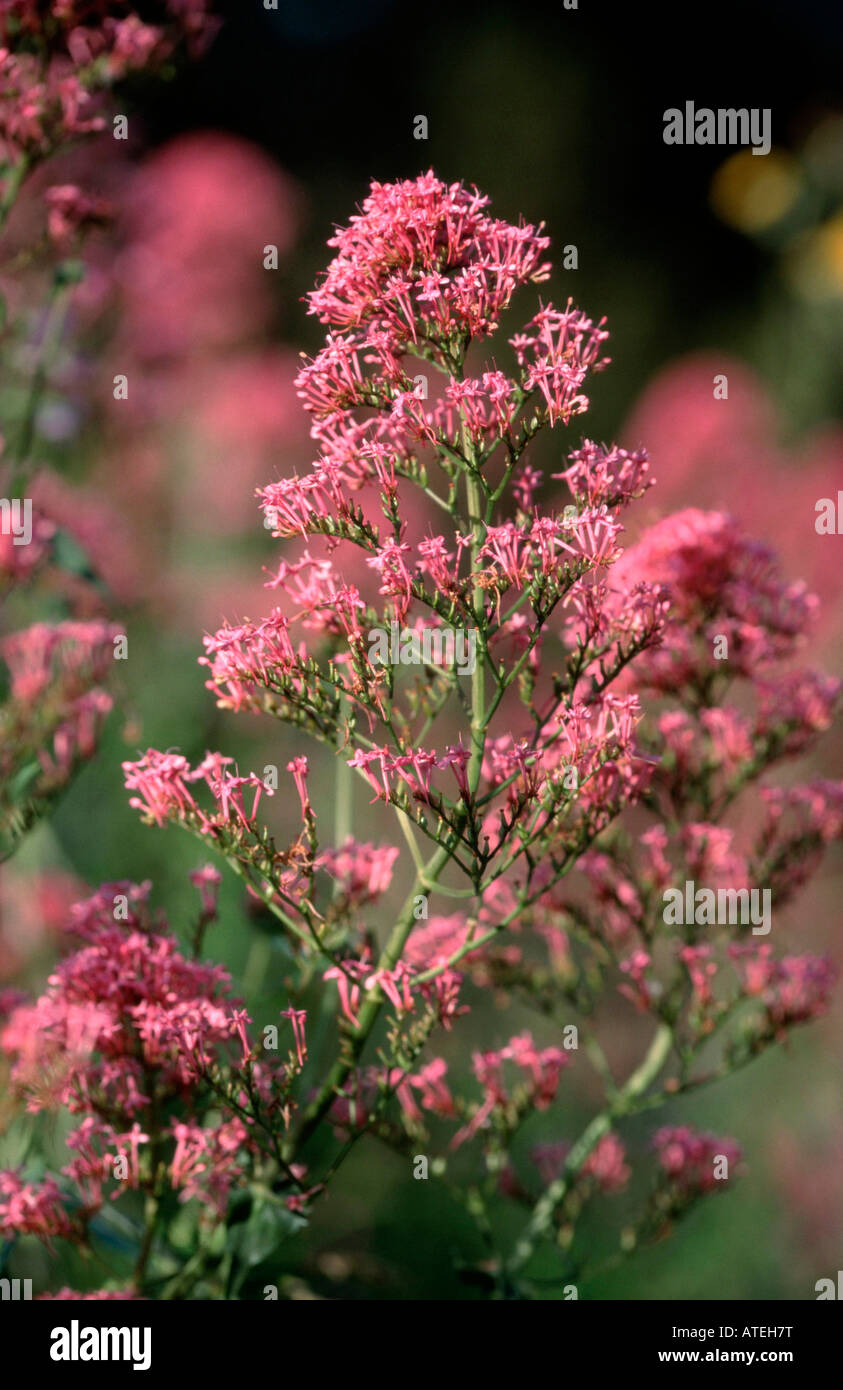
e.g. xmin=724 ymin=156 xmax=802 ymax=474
xmin=710 ymin=149 xmax=803 ymax=233
xmin=817 ymin=212 xmax=843 ymax=290
xmin=784 ymin=214 xmax=843 ymax=300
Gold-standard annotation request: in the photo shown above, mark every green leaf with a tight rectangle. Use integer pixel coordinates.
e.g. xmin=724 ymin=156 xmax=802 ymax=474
xmin=54 ymin=260 xmax=86 ymax=288
xmin=227 ymin=1194 xmax=306 ymax=1270
xmin=52 ymin=527 xmax=95 ymax=578
xmin=8 ymin=760 xmax=41 ymax=800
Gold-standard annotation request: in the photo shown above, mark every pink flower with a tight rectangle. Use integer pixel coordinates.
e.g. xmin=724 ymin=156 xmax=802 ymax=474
xmin=307 ymin=171 xmax=550 ymax=339
xmin=681 ymin=823 xmax=747 ymax=888
xmin=348 ymin=745 xmax=442 ymax=806
xmin=366 ymin=540 xmax=414 ymax=622
xmin=123 ymin=748 xmax=275 ymax=837
xmin=532 ymin=1133 xmax=630 ymax=1194
xmin=652 ymin=1126 xmax=742 ymax=1195
xmin=0 ymin=1171 xmax=75 ymax=1242
xmin=619 ymin=950 xmax=655 ymax=1013
xmin=407 ymin=1058 xmax=455 ymax=1117
xmin=554 ymin=439 xmax=653 ymax=510
xmin=512 ymin=301 xmax=610 ymax=425
xmin=116 ymin=133 xmax=297 ymax=359
xmin=614 ymin=509 xmax=818 ymax=691
xmin=323 ymin=955 xmax=371 ymax=1029
xmin=365 ymin=963 xmax=415 ymax=1016
xmin=282 ymin=1006 xmax=308 ymax=1067
xmin=112 ymin=1122 xmax=150 ymax=1189
xmin=189 ymin=864 xmax=222 ymax=917
xmin=622 ymin=354 xmax=843 ymax=637
xmin=729 ymin=945 xmax=836 ymax=1032
xmin=316 ymin=839 xmax=399 ymax=905
xmin=44 ymin=183 xmax=111 ymax=243
xmin=169 ymin=1118 xmax=249 ymax=1216
xmin=754 ymin=670 xmax=840 ymax=757
xmin=287 ymin=756 xmax=311 ymax=818
xmin=1 ymin=877 xmax=241 ymax=1117
xmin=583 ymin=1133 xmax=631 ymax=1193
xmin=680 ymin=944 xmax=719 ymax=1014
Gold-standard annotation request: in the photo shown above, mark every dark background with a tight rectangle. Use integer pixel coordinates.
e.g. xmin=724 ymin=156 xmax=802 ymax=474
xmin=142 ymin=0 xmax=843 ymax=436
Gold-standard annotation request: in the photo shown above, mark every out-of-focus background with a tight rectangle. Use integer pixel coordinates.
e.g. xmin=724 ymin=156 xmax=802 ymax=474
xmin=2 ymin=0 xmax=841 ymax=1298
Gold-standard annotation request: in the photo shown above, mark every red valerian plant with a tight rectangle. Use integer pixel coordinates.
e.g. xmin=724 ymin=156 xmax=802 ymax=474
xmin=0 ymin=617 xmax=117 ymax=857
xmin=0 ymin=0 xmax=216 ymax=170
xmin=1 ymin=171 xmax=841 ymax=1300
xmin=0 ymin=2 xmax=221 ymax=859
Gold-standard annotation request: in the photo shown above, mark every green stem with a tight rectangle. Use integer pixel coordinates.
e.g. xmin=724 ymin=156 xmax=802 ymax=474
xmin=133 ymin=1191 xmax=159 ymax=1290
xmin=8 ymin=277 xmax=72 ymax=495
xmin=465 ymin=468 xmax=487 ymax=799
xmin=0 ymin=155 xmax=30 ymax=234
xmin=333 ymin=699 xmax=353 ymax=871
xmin=507 ymin=1022 xmax=674 ymax=1275
xmin=285 ymin=838 xmax=455 ymax=1157
xmin=285 ymin=386 xmax=495 ymax=1158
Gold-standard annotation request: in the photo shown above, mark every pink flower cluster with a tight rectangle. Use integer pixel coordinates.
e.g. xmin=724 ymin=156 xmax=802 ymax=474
xmin=2 ymin=879 xmax=239 ymax=1115
xmin=0 ymin=1 xmax=217 ymax=158
xmin=123 ymin=748 xmax=274 ymax=837
xmin=1 ymin=618 xmax=115 ymax=701
xmin=0 ymin=621 xmax=116 ymax=838
xmin=532 ymin=1132 xmax=631 ymax=1194
xmin=653 ymin=1126 xmax=742 ymax=1196
xmin=448 ymin=1033 xmax=571 ymax=1149
xmin=728 ymin=945 xmax=836 ymax=1035
xmin=0 ymin=0 xmax=219 ymax=283
xmin=0 ymin=499 xmax=55 ymax=586
xmin=614 ymin=509 xmax=818 ymax=691
xmin=0 ymin=1170 xmax=75 ymax=1242
xmin=306 ymin=171 xmax=551 ymax=338
xmin=0 ymin=873 xmax=311 ymax=1247
xmin=316 ymin=837 xmax=399 ymax=906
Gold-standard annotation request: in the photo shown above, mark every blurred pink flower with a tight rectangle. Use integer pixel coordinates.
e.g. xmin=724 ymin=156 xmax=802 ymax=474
xmin=622 ymin=354 xmax=843 ymax=639
xmin=0 ymin=868 xmax=87 ymax=981
xmin=114 ymin=132 xmax=302 ymax=361
xmin=773 ymin=1128 xmax=843 ymax=1269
